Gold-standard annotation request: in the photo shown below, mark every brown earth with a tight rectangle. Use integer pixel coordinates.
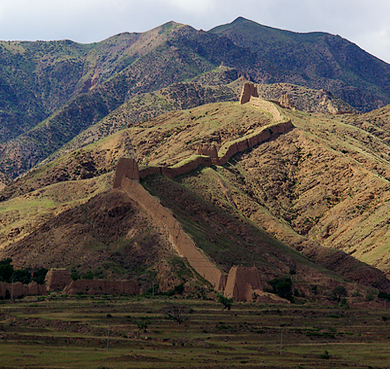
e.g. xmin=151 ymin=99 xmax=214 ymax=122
xmin=0 ymin=187 xmax=193 ymax=292
xmin=2 ymin=101 xmax=390 ymax=298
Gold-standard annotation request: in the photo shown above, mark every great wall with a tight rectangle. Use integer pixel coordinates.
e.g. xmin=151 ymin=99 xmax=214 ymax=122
xmin=0 ymin=83 xmax=294 ymax=302
xmin=113 ymin=83 xmax=295 ymax=301
xmin=0 ymin=269 xmax=139 ymax=299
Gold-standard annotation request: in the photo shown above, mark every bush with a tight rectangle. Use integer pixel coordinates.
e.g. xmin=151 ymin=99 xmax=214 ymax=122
xmin=269 ymin=277 xmax=293 ymax=301
xmin=217 ymin=293 xmax=233 ymax=310
xmin=163 ymin=304 xmax=191 ymax=326
xmin=82 ymin=271 xmax=94 ymax=280
xmin=320 ymin=350 xmax=331 ymax=359
xmin=32 ymin=268 xmax=48 ymax=285
xmin=330 ymin=285 xmax=347 ymax=302
xmin=0 ymin=258 xmax=14 ymax=283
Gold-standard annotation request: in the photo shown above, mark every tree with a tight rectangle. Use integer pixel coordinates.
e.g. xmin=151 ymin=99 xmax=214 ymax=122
xmin=12 ymin=269 xmax=31 ymax=285
xmin=32 ymin=268 xmax=48 ymax=285
xmin=163 ymin=304 xmax=191 ymax=326
xmin=0 ymin=258 xmax=14 ymax=283
xmin=217 ymin=293 xmax=233 ymax=310
xmin=70 ymin=267 xmax=80 ymax=281
xmin=136 ymin=317 xmax=151 ymax=333
xmin=269 ymin=277 xmax=293 ymax=301
xmin=331 ymin=285 xmax=348 ymax=303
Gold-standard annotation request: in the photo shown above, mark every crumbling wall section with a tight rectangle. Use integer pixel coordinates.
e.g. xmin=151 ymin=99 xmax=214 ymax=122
xmin=218 ymin=120 xmax=292 ymax=165
xmin=120 ymin=177 xmax=227 ymax=291
xmin=62 ymin=279 xmax=139 ymax=296
xmin=224 ymin=266 xmax=262 ymax=301
xmin=0 ymin=282 xmax=47 ymax=299
xmin=249 ymin=96 xmax=283 ymax=122
xmin=45 ymin=268 xmax=72 ymax=291
xmin=113 ymin=157 xmax=140 ymax=188
xmin=239 ymin=82 xmax=259 ymax=104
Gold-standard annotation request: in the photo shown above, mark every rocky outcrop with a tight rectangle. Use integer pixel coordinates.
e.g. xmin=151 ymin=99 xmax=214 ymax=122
xmin=0 ymin=281 xmax=47 ymax=299
xmin=62 ymin=279 xmax=139 ymax=296
xmin=45 ymin=269 xmax=72 ymax=291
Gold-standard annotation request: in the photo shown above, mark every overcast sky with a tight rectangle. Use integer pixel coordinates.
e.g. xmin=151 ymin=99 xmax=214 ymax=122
xmin=0 ymin=0 xmax=390 ymax=63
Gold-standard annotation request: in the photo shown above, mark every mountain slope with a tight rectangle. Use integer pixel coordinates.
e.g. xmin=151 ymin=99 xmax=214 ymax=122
xmin=2 ymin=101 xmax=390 ymax=297
xmin=2 ymin=18 xmax=390 ymax=183
xmin=211 ymin=17 xmax=390 ymax=112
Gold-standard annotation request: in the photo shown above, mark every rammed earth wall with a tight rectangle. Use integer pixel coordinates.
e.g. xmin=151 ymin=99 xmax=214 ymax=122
xmin=120 ymin=177 xmax=227 ymax=291
xmin=113 ymin=120 xmax=293 ymax=184
xmin=62 ymin=279 xmax=139 ymax=296
xmin=112 ymin=99 xmax=295 ymax=300
xmin=0 ymin=282 xmax=47 ymax=299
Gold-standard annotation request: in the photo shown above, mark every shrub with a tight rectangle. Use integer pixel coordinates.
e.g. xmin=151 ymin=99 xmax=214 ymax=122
xmin=320 ymin=350 xmax=331 ymax=359
xmin=32 ymin=268 xmax=48 ymax=285
xmin=82 ymin=271 xmax=94 ymax=280
xmin=70 ymin=267 xmax=80 ymax=281
xmin=217 ymin=293 xmax=233 ymax=310
xmin=269 ymin=277 xmax=293 ymax=301
xmin=163 ymin=303 xmax=191 ymax=326
xmin=0 ymin=258 xmax=14 ymax=283
xmin=330 ymin=285 xmax=347 ymax=302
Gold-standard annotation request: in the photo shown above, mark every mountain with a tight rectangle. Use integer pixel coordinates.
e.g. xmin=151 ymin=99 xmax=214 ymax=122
xmin=211 ymin=17 xmax=390 ymax=112
xmin=2 ymin=19 xmax=390 ymax=299
xmin=2 ymin=98 xmax=390 ymax=298
xmin=1 ymin=18 xmax=390 ymax=183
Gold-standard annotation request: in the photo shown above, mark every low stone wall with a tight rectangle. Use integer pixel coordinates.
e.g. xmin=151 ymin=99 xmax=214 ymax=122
xmin=62 ymin=279 xmax=139 ymax=296
xmin=0 ymin=282 xmax=47 ymax=299
xmin=120 ymin=176 xmax=227 ymax=291
xmin=137 ymin=120 xmax=293 ymax=181
xmin=218 ymin=120 xmax=292 ymax=166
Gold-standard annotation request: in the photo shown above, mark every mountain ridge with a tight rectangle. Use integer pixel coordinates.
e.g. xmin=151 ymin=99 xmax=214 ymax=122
xmin=1 ymin=17 xmax=390 ymax=182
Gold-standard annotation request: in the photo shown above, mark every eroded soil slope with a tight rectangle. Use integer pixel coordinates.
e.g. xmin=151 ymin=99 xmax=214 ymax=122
xmin=179 ymin=107 xmax=390 ymax=277
xmin=2 ymin=101 xmax=390 ymax=293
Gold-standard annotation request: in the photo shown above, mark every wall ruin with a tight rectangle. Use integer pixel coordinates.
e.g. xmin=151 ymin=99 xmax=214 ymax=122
xmin=0 ymin=281 xmax=47 ymax=299
xmin=45 ymin=268 xmax=72 ymax=291
xmin=224 ymin=266 xmax=262 ymax=301
xmin=62 ymin=279 xmax=139 ymax=296
xmin=239 ymin=82 xmax=259 ymax=104
xmin=120 ymin=176 xmax=227 ymax=291
xmin=112 ymin=99 xmax=295 ymax=300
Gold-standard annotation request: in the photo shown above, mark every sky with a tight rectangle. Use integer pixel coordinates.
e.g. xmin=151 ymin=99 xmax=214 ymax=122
xmin=0 ymin=0 xmax=390 ymax=64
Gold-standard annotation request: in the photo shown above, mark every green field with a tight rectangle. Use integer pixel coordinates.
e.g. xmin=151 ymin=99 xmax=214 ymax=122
xmin=0 ymin=295 xmax=389 ymax=368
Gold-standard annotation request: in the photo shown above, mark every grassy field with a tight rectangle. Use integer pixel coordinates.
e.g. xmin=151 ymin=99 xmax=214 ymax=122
xmin=0 ymin=295 xmax=389 ymax=368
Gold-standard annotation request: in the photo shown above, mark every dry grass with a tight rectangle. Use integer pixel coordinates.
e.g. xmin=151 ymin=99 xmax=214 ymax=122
xmin=0 ymin=295 xmax=389 ymax=368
